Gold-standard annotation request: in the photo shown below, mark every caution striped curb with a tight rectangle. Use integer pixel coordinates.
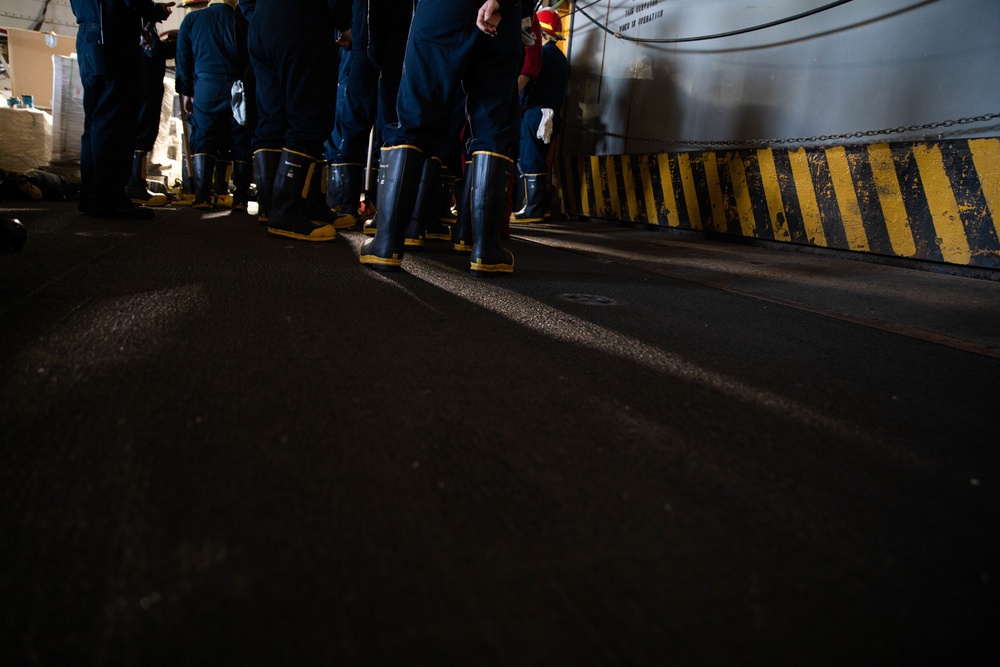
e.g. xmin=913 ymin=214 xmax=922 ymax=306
xmin=560 ymin=138 xmax=1000 ymax=269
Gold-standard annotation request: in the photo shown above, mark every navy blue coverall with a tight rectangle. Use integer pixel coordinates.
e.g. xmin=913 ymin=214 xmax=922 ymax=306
xmin=136 ymin=31 xmax=175 ymax=152
xmin=328 ymin=0 xmax=409 ymax=164
xmin=384 ymin=0 xmax=522 ymax=158
xmin=518 ymin=40 xmax=569 ymax=174
xmin=241 ymin=0 xmax=351 ymax=159
xmin=70 ymin=0 xmax=172 ymax=216
xmin=175 ymin=1 xmax=251 ymax=161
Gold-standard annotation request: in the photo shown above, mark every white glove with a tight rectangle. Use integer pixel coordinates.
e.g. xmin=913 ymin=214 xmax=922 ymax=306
xmin=231 ymin=80 xmax=246 ymax=126
xmin=536 ymin=108 xmax=554 ymax=144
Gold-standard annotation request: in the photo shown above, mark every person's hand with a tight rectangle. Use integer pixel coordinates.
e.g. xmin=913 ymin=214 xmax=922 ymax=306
xmin=477 ymin=1 xmax=502 ymax=36
xmin=181 ymin=94 xmax=193 ymax=115
xmin=336 ymin=28 xmax=353 ymax=48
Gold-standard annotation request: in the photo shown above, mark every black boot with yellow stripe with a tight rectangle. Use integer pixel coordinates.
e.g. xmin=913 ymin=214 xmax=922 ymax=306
xmin=127 ymin=150 xmax=168 ymax=207
xmin=328 ymin=162 xmax=364 ymax=229
xmin=469 ymin=151 xmax=514 ymax=276
xmin=359 ymin=145 xmax=426 ymax=271
xmin=403 ymin=156 xmax=443 ymax=249
xmin=361 ymin=163 xmax=380 ymax=235
xmin=231 ymin=160 xmax=252 ymax=210
xmin=191 ymin=153 xmax=216 ymax=210
xmin=252 ymin=148 xmax=281 ymax=224
xmin=213 ymin=160 xmax=233 ymax=208
xmin=267 ymin=149 xmax=337 ymax=242
xmin=304 ymin=159 xmax=339 ymax=228
xmin=512 ymin=172 xmax=548 ymax=222
xmin=451 ymin=159 xmax=473 ymax=254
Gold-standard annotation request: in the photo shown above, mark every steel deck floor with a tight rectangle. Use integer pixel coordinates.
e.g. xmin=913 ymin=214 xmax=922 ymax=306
xmin=2 ymin=200 xmax=998 ymax=665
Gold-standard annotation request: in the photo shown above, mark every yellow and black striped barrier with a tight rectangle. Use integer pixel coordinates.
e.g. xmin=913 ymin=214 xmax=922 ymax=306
xmin=560 ymin=138 xmax=1000 ymax=269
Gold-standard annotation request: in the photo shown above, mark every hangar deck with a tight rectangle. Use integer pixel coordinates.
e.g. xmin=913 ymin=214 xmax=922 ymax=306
xmin=1 ymin=200 xmax=998 ymax=665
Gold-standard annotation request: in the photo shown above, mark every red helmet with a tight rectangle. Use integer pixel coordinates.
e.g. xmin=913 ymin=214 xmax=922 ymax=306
xmin=536 ymin=8 xmax=564 ymax=40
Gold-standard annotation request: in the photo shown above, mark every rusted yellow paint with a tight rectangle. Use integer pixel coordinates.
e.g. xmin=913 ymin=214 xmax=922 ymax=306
xmin=867 ymin=143 xmax=917 ymax=257
xmin=605 ymin=156 xmax=621 ymax=219
xmin=621 ymin=157 xmax=640 ymax=222
xmin=702 ymin=152 xmax=728 ymax=233
xmin=968 ymin=138 xmax=1000 ymax=241
xmin=587 ymin=155 xmax=602 ymax=217
xmin=656 ymin=154 xmax=681 ymax=228
xmin=676 ymin=153 xmax=703 ymax=230
xmin=788 ymin=148 xmax=828 ymax=247
xmin=756 ymin=149 xmax=791 ymax=242
xmin=912 ymin=144 xmax=972 ymax=264
xmin=638 ymin=156 xmax=658 ymax=225
xmin=825 ymin=146 xmax=870 ymax=252
xmin=727 ymin=153 xmax=758 ymax=237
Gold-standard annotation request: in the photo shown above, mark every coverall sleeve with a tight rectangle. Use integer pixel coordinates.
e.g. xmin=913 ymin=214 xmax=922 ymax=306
xmin=175 ymin=20 xmax=194 ymax=96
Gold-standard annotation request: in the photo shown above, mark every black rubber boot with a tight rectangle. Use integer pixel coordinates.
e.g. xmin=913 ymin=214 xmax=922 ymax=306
xmin=128 ymin=151 xmax=168 ymax=207
xmin=214 ymin=160 xmax=232 ymax=208
xmin=438 ymin=170 xmax=458 ymax=225
xmin=253 ymin=149 xmax=281 ymax=223
xmin=469 ymin=151 xmax=515 ymax=276
xmin=267 ymin=149 xmax=336 ymax=242
xmin=404 ymin=157 xmax=443 ymax=248
xmin=359 ymin=146 xmax=426 ymax=271
xmin=231 ymin=160 xmax=252 ymax=210
xmin=361 ymin=164 xmax=379 ymax=234
xmin=512 ymin=170 xmax=527 ymax=215
xmin=303 ymin=160 xmax=338 ymax=227
xmin=451 ymin=160 xmax=473 ymax=254
xmin=513 ymin=172 xmax=548 ymax=222
xmin=329 ymin=163 xmax=363 ymax=229
xmin=424 ymin=161 xmax=452 ymax=241
xmin=192 ymin=153 xmax=216 ymax=210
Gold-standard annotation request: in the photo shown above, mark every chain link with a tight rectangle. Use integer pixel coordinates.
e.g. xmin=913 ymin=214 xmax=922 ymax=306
xmin=566 ymin=113 xmax=1000 ymax=149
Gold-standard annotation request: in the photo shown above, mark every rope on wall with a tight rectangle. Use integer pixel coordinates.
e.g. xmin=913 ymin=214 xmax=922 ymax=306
xmin=573 ymin=0 xmax=857 ymax=44
xmin=566 ymin=112 xmax=1000 ymax=149
xmin=31 ymin=0 xmax=53 ymax=31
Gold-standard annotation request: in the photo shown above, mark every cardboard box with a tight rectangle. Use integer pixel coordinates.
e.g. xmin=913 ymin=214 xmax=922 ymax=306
xmin=51 ymin=54 xmax=84 ymax=163
xmin=7 ymin=28 xmax=75 ymax=110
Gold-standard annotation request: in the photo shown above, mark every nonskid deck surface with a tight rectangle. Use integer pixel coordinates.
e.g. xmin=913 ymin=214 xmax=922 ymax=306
xmin=2 ymin=201 xmax=997 ymax=665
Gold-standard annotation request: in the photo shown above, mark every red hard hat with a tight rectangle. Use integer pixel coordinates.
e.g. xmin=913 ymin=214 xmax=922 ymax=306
xmin=536 ymin=8 xmax=564 ymax=40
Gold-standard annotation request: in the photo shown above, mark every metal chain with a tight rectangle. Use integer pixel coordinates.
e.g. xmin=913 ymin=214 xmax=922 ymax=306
xmin=565 ymin=112 xmax=1000 ymax=149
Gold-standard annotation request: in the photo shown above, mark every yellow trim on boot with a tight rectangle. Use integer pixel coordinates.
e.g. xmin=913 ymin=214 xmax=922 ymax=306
xmin=333 ymin=212 xmax=357 ymax=229
xmin=301 ymin=162 xmax=316 ymax=199
xmin=266 ymin=224 xmax=337 ymax=242
xmin=359 ymin=253 xmax=403 ymax=268
xmin=132 ymin=193 xmax=168 ymax=207
xmin=470 ymin=251 xmax=515 ymax=274
xmin=471 ymin=150 xmax=514 ymax=163
xmin=281 ymin=148 xmax=317 ymax=160
xmin=381 ymin=145 xmax=426 ymax=155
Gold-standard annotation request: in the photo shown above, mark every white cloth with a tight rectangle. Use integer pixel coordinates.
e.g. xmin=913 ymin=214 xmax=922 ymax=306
xmin=231 ymin=80 xmax=246 ymax=126
xmin=536 ymin=108 xmax=554 ymax=144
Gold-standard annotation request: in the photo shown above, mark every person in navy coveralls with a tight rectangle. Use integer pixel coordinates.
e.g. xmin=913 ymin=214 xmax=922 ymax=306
xmin=240 ymin=0 xmax=352 ymax=241
xmin=70 ymin=0 xmax=174 ymax=219
xmin=360 ymin=0 xmax=523 ymax=276
xmin=176 ymin=0 xmax=252 ymax=209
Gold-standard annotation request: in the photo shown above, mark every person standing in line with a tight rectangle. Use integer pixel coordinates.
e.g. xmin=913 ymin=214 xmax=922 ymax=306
xmin=175 ymin=0 xmax=252 ymax=210
xmin=360 ymin=0 xmax=522 ymax=276
xmin=241 ymin=0 xmax=352 ymax=240
xmin=70 ymin=0 xmax=174 ymax=220
xmin=127 ymin=22 xmax=176 ymax=208
xmin=513 ymin=6 xmax=569 ymax=223
xmin=328 ymin=0 xmax=410 ymax=232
